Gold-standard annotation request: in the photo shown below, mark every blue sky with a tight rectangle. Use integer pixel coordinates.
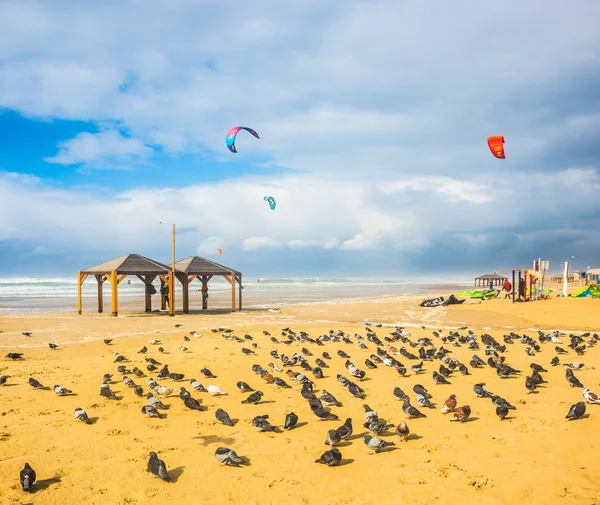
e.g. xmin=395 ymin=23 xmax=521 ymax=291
xmin=1 ymin=0 xmax=599 ymax=278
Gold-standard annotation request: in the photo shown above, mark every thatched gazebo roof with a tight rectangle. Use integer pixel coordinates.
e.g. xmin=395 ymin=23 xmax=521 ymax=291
xmin=174 ymin=256 xmax=242 ymax=313
xmin=81 ymin=253 xmax=177 ymax=275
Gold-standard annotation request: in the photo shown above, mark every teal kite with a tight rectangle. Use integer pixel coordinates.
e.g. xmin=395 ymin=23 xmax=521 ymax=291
xmin=264 ymin=196 xmax=276 ymax=210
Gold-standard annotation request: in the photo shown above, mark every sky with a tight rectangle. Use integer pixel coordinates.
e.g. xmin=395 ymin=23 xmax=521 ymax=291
xmin=1 ymin=0 xmax=599 ymax=279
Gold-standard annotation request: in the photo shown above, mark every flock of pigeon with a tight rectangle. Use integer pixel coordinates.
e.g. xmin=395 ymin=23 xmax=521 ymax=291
xmin=4 ymin=323 xmax=600 ymax=491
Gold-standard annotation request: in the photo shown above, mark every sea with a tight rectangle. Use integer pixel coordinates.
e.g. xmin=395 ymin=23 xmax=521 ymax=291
xmin=0 ymin=276 xmax=472 ymax=313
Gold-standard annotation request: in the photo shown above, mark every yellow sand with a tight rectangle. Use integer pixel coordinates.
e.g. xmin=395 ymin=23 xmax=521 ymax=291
xmin=1 ymin=294 xmax=599 ymax=505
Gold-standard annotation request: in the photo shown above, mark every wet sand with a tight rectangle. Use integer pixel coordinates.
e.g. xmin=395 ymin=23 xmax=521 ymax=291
xmin=0 ymin=294 xmax=599 ymax=504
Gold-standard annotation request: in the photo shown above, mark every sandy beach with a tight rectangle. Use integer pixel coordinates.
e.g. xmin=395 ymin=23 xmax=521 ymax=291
xmin=1 ymin=293 xmax=599 ymax=505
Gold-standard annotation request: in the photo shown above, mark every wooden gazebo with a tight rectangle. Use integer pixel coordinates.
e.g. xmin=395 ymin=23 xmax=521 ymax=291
xmin=174 ymin=256 xmax=242 ymax=313
xmin=474 ymin=273 xmax=506 ymax=287
xmin=77 ymin=254 xmax=177 ymax=317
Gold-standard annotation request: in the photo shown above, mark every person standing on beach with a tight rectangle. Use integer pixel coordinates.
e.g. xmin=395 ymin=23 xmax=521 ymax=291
xmin=160 ymin=283 xmax=169 ymax=308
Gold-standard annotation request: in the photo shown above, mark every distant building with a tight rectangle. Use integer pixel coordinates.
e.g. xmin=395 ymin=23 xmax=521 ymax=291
xmin=586 ymin=268 xmax=600 ymax=283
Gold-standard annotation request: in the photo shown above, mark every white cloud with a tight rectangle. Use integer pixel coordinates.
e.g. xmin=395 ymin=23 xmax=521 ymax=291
xmin=241 ymin=237 xmax=280 ymax=251
xmin=44 ymin=130 xmax=152 ymax=166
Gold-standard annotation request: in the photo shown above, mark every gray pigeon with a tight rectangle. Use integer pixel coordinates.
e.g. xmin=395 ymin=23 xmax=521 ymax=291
xmin=241 ymin=391 xmax=263 ymax=404
xmin=315 ymin=448 xmax=342 ymax=466
xmin=402 ymin=401 xmax=426 ymax=419
xmin=20 ymin=463 xmax=36 ymax=492
xmin=363 ymin=434 xmax=395 ymax=453
xmin=321 ymin=390 xmax=342 ymax=407
xmin=74 ymin=407 xmax=91 ymax=424
xmin=214 ymin=447 xmax=246 ymax=466
xmin=252 ymin=415 xmax=279 ymax=432
xmin=236 ymin=381 xmax=253 ymax=392
xmin=183 ymin=396 xmax=204 ymax=411
xmin=54 ymin=384 xmax=72 ymax=396
xmin=141 ymin=405 xmax=164 ymax=418
xmin=100 ymin=383 xmax=117 ymax=399
xmin=284 ymin=412 xmax=298 ymax=430
xmin=147 ymin=393 xmax=168 ymax=410
xmin=311 ymin=406 xmax=339 ymax=421
xmin=566 ymin=401 xmax=586 ymax=420
xmin=215 ymin=408 xmax=233 ymax=426
xmin=325 ymin=429 xmax=342 ymax=447
xmin=336 ymin=418 xmax=353 ymax=440
xmin=148 ymin=451 xmax=170 ymax=481
xmin=363 ymin=420 xmax=394 ymax=435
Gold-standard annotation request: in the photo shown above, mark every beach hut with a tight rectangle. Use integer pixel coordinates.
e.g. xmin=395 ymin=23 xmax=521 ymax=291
xmin=174 ymin=256 xmax=242 ymax=313
xmin=77 ymin=254 xmax=179 ymax=317
xmin=474 ymin=273 xmax=506 ymax=287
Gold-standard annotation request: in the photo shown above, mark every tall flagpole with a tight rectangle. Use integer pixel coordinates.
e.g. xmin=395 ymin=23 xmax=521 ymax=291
xmin=170 ymin=224 xmax=175 ymax=317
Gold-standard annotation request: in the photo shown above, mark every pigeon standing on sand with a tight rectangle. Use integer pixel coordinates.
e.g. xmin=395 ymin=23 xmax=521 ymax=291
xmin=336 ymin=418 xmax=353 ymax=440
xmin=326 ymin=429 xmax=342 ymax=447
xmin=311 ymin=406 xmax=339 ymax=421
xmin=215 ymin=408 xmax=234 ymax=426
xmin=241 ymin=391 xmax=263 ymax=404
xmin=236 ymin=381 xmax=253 ymax=393
xmin=363 ymin=434 xmax=395 ymax=453
xmin=566 ymin=402 xmax=586 ymax=420
xmin=496 ymin=405 xmax=509 ymax=420
xmin=214 ymin=447 xmax=246 ymax=466
xmin=583 ymin=388 xmax=600 ymax=404
xmin=0 ymin=375 xmax=8 ymax=385
xmin=452 ymin=405 xmax=471 ymax=423
xmin=441 ymin=394 xmax=457 ymax=414
xmin=100 ymin=383 xmax=117 ymax=399
xmin=252 ymin=415 xmax=279 ymax=432
xmin=396 ymin=422 xmax=410 ymax=441
xmin=29 ymin=377 xmax=44 ymax=389
xmin=20 ymin=463 xmax=36 ymax=492
xmin=74 ymin=407 xmax=91 ymax=424
xmin=315 ymin=448 xmax=342 ymax=466
xmin=183 ymin=396 xmax=204 ymax=411
xmin=54 ymin=384 xmax=72 ymax=396
xmin=141 ymin=405 xmax=164 ymax=418
xmin=284 ymin=412 xmax=298 ymax=430
xmin=402 ymin=401 xmax=426 ymax=419
xmin=148 ymin=452 xmax=171 ymax=482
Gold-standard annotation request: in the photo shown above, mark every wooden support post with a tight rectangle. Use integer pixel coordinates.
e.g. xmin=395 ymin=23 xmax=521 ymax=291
xmin=96 ymin=275 xmax=104 ymax=313
xmin=231 ymin=271 xmax=236 ymax=312
xmin=77 ymin=271 xmax=83 ymax=315
xmin=169 ymin=223 xmax=175 ymax=317
xmin=111 ymin=271 xmax=118 ymax=317
xmin=238 ymin=273 xmax=242 ymax=311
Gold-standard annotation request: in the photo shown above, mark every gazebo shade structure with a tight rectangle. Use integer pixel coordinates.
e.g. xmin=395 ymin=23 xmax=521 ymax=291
xmin=78 ymin=254 xmax=179 ymax=317
xmin=174 ymin=256 xmax=242 ymax=313
xmin=474 ymin=273 xmax=506 ymax=287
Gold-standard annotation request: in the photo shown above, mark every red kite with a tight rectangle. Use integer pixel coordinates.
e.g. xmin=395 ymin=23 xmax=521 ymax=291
xmin=487 ymin=136 xmax=505 ymax=159
xmin=216 ymin=248 xmax=223 ymax=256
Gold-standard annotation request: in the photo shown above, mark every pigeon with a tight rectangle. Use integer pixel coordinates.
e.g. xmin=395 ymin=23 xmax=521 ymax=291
xmin=20 ymin=463 xmax=36 ymax=492
xmin=148 ymin=452 xmax=171 ymax=482
xmin=154 ymin=385 xmax=176 ymax=397
xmin=22 ymin=331 xmax=33 ymax=337
xmin=54 ymin=384 xmax=72 ymax=396
xmin=325 ymin=429 xmax=342 ymax=447
xmin=336 ymin=418 xmax=353 ymax=440
xmin=530 ymin=363 xmax=547 ymax=373
xmin=214 ymin=447 xmax=246 ymax=466
xmin=491 ymin=395 xmax=516 ymax=410
xmin=200 ymin=368 xmax=216 ymax=378
xmin=441 ymin=394 xmax=457 ymax=414
xmin=190 ymin=379 xmax=207 ymax=392
xmin=396 ymin=422 xmax=410 ymax=441
xmin=74 ymin=407 xmax=91 ymax=424
xmin=567 ymin=374 xmax=584 ymax=388
xmin=134 ymin=386 xmax=144 ymax=397
xmin=284 ymin=412 xmax=298 ymax=430
xmin=550 ymin=357 xmax=560 ymax=366
xmin=315 ymin=448 xmax=342 ymax=466
xmin=49 ymin=343 xmax=58 ymax=350
xmin=100 ymin=383 xmax=117 ymax=399
xmin=179 ymin=387 xmax=191 ymax=399
xmin=363 ymin=434 xmax=395 ymax=453
xmin=496 ymin=405 xmax=509 ymax=420
xmin=169 ymin=373 xmax=185 ymax=381
xmin=6 ymin=353 xmax=24 ymax=360
xmin=28 ymin=377 xmax=44 ymax=389
xmin=363 ymin=420 xmax=394 ymax=435
xmin=311 ymin=406 xmax=339 ymax=421
xmin=473 ymin=383 xmax=492 ymax=398
xmin=123 ymin=376 xmax=136 ymax=388
xmin=141 ymin=405 xmax=164 ymax=418
xmin=0 ymin=375 xmax=7 ymax=386
xmin=252 ymin=415 xmax=279 ymax=432
xmin=241 ymin=391 xmax=263 ymax=404
xmin=184 ymin=397 xmax=204 ymax=411
xmin=363 ymin=404 xmax=379 ymax=422
xmin=452 ymin=405 xmax=471 ymax=423
xmin=321 ymin=390 xmax=342 ymax=407
xmin=215 ymin=408 xmax=234 ymax=426
xmin=207 ymin=385 xmax=227 ymax=396
xmin=101 ymin=373 xmax=113 ymax=383
xmin=525 ymin=376 xmax=537 ymax=394
xmin=402 ymin=401 xmax=426 ymax=419
xmin=103 ymin=339 xmax=112 ymax=345
xmin=393 ymin=387 xmax=408 ymax=401
xmin=566 ymin=402 xmax=586 ymax=420
xmin=138 ymin=346 xmax=148 ymax=353
xmin=433 ymin=371 xmax=450 ymax=384
xmin=273 ymin=377 xmax=291 ymax=389
xmin=583 ymin=388 xmax=600 ymax=404
xmin=412 ymin=384 xmax=432 ymax=398
xmin=415 ymin=392 xmax=434 ymax=408
xmin=147 ymin=393 xmax=168 ymax=410
xmin=564 ymin=363 xmax=585 ymax=370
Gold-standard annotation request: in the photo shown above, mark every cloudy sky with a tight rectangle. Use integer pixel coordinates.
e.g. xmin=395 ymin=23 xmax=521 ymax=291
xmin=1 ymin=0 xmax=599 ymax=278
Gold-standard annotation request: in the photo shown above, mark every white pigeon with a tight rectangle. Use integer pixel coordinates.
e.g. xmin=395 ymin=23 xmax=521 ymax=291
xmin=207 ymin=385 xmax=227 ymax=396
xmin=192 ymin=332 xmax=202 ymax=338
xmin=383 ymin=358 xmax=394 ymax=367
xmin=150 ymin=339 xmax=160 ymax=345
xmin=154 ymin=385 xmax=175 ymax=397
xmin=54 ymin=385 xmax=71 ymax=396
xmin=583 ymin=388 xmax=600 ymax=404
xmin=551 ymin=335 xmax=563 ymax=343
